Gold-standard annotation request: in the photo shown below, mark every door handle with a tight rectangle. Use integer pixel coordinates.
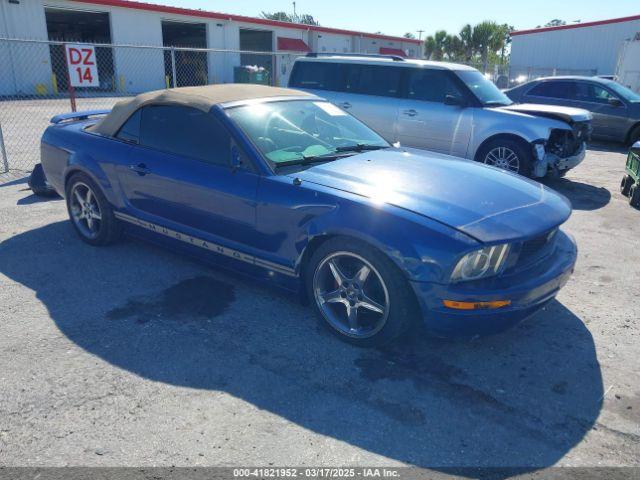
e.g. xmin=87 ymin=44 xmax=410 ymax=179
xmin=129 ymin=163 xmax=150 ymax=176
xmin=339 ymin=102 xmax=352 ymax=110
xmin=403 ymin=109 xmax=418 ymax=117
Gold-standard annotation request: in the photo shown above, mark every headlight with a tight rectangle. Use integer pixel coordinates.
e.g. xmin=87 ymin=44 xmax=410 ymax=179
xmin=451 ymin=244 xmax=511 ymax=283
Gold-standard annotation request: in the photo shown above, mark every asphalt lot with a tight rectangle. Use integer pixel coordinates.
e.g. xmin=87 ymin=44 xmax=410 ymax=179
xmin=0 ymin=145 xmax=638 ymax=471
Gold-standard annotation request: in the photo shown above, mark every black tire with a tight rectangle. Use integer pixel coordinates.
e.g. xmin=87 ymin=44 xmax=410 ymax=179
xmin=630 ymin=184 xmax=640 ymax=209
xmin=28 ymin=163 xmax=58 ymax=197
xmin=476 ymin=138 xmax=533 ymax=177
xmin=65 ymin=172 xmax=120 ymax=246
xmin=621 ymin=175 xmax=634 ymax=197
xmin=306 ymin=236 xmax=419 ymax=347
xmin=628 ymin=125 xmax=640 ymax=146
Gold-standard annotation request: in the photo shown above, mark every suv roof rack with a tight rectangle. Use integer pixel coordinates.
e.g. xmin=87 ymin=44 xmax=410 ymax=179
xmin=305 ymin=52 xmax=406 ymax=62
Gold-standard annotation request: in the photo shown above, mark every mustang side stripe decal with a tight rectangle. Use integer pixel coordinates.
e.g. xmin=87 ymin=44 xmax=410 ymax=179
xmin=114 ymin=212 xmax=297 ymax=277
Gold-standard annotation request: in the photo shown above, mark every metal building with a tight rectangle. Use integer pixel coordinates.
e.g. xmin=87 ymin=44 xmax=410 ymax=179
xmin=0 ymin=0 xmax=422 ymax=96
xmin=510 ymin=14 xmax=640 ymax=80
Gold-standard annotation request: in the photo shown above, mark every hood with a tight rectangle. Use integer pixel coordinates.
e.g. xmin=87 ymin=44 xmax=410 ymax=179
xmin=496 ymin=103 xmax=592 ymax=124
xmin=292 ymin=148 xmax=571 ymax=243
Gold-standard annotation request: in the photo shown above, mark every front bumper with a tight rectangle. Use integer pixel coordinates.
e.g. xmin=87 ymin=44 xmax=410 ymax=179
xmin=410 ymin=230 xmax=577 ymax=337
xmin=532 ymin=142 xmax=586 ymax=178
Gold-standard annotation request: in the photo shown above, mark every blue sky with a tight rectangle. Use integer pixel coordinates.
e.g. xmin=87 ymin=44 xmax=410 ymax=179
xmin=150 ymin=0 xmax=639 ymax=38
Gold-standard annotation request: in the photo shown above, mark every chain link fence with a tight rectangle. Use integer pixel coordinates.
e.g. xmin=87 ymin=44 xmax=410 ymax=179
xmin=0 ymin=37 xmax=606 ymax=182
xmin=507 ymin=66 xmax=599 ymax=87
xmin=0 ymin=37 xmax=304 ymax=180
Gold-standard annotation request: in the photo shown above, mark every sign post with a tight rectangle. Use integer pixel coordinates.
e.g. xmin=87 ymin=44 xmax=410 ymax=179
xmin=64 ymin=44 xmax=100 ymax=112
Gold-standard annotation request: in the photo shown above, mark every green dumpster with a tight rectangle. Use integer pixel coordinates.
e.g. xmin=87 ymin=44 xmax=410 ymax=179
xmin=234 ymin=66 xmax=271 ymax=85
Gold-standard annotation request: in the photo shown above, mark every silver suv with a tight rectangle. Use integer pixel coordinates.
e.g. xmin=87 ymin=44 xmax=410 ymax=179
xmin=289 ymin=54 xmax=592 ymax=178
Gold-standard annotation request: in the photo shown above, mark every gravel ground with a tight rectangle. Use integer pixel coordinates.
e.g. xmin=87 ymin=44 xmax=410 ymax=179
xmin=0 ymin=145 xmax=638 ymax=471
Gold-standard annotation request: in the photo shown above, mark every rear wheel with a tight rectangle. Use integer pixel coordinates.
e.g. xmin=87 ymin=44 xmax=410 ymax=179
xmin=65 ymin=173 xmax=120 ymax=246
xmin=477 ymin=138 xmax=533 ymax=177
xmin=306 ymin=237 xmax=419 ymax=347
xmin=621 ymin=175 xmax=634 ymax=197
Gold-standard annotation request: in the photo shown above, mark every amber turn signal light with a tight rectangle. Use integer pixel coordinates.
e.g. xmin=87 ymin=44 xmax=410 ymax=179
xmin=443 ymin=300 xmax=512 ymax=310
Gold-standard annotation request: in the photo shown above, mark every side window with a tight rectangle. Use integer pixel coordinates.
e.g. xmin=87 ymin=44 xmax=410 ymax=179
xmin=572 ymin=83 xmax=617 ymax=104
xmin=344 ymin=65 xmax=402 ymax=97
xmin=406 ymin=69 xmax=463 ymax=103
xmin=591 ymin=85 xmax=617 ymax=104
xmin=139 ymin=105 xmax=230 ymax=166
xmin=289 ymin=62 xmax=344 ymax=91
xmin=528 ymin=81 xmax=572 ymax=99
xmin=116 ymin=109 xmax=141 ymax=143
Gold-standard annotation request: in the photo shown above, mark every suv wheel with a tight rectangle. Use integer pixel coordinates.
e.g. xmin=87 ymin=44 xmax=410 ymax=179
xmin=306 ymin=237 xmax=418 ymax=347
xmin=477 ymin=138 xmax=532 ymax=177
xmin=621 ymin=175 xmax=634 ymax=197
xmin=65 ymin=173 xmax=120 ymax=246
xmin=630 ymin=184 xmax=640 ymax=209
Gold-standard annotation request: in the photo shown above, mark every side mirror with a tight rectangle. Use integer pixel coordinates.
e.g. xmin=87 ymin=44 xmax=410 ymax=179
xmin=444 ymin=94 xmax=465 ymax=107
xmin=608 ymin=97 xmax=624 ymax=108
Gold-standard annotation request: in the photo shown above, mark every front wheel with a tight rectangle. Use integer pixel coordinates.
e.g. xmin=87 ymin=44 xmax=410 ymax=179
xmin=477 ymin=138 xmax=533 ymax=177
xmin=65 ymin=173 xmax=120 ymax=246
xmin=306 ymin=237 xmax=419 ymax=347
xmin=629 ymin=184 xmax=640 ymax=209
xmin=621 ymin=175 xmax=634 ymax=197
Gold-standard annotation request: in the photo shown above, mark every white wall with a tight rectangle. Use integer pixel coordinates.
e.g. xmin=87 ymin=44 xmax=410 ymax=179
xmin=616 ymin=40 xmax=640 ymax=93
xmin=0 ymin=0 xmax=51 ymax=95
xmin=315 ymin=32 xmax=351 ymax=54
xmin=0 ymin=0 xmax=420 ymax=95
xmin=511 ymin=20 xmax=640 ymax=76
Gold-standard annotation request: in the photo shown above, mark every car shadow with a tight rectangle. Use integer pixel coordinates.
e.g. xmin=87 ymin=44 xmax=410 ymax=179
xmin=542 ymin=177 xmax=611 ymax=211
xmin=0 ymin=176 xmax=28 ymax=188
xmin=588 ymin=142 xmax=627 ymax=154
xmin=0 ymin=221 xmax=604 ymax=471
xmin=16 ymin=193 xmax=62 ymax=205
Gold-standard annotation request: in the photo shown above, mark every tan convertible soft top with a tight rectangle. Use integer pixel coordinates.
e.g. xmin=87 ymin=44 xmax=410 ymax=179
xmin=89 ymin=84 xmax=314 ymax=137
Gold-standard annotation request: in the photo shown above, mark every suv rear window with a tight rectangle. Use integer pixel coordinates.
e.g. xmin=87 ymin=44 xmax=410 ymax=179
xmin=289 ymin=62 xmax=344 ymax=91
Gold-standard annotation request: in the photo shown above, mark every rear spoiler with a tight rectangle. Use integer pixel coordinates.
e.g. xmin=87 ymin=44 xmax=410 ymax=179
xmin=50 ymin=110 xmax=110 ymax=124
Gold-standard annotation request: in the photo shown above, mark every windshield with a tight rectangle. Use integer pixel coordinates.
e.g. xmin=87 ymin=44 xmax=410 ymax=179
xmin=606 ymin=81 xmax=640 ymax=103
xmin=226 ymin=100 xmax=390 ymax=168
xmin=457 ymin=70 xmax=513 ymax=106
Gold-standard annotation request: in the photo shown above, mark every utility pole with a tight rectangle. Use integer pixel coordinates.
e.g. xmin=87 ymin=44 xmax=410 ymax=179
xmin=417 ymin=30 xmax=425 ymax=41
xmin=293 ymin=2 xmax=297 ymax=18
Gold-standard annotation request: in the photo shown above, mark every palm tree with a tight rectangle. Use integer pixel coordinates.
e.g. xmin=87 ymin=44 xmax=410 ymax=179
xmin=261 ymin=11 xmax=320 ymax=25
xmin=424 ymin=35 xmax=437 ymax=60
xmin=422 ymin=21 xmax=510 ymax=65
xmin=458 ymin=24 xmax=474 ymax=62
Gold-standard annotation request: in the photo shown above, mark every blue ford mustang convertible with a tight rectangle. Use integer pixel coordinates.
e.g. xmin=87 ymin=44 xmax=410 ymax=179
xmin=41 ymin=84 xmax=577 ymax=346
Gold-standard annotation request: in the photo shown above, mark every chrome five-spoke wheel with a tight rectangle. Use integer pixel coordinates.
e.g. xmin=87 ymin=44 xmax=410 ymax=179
xmin=484 ymin=146 xmax=520 ymax=173
xmin=69 ymin=181 xmax=102 ymax=240
xmin=313 ymin=252 xmax=390 ymax=339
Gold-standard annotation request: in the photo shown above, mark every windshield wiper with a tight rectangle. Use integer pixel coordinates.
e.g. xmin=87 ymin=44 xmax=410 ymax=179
xmin=273 ymin=153 xmax=347 ymax=169
xmin=334 ymin=144 xmax=388 ymax=153
xmin=273 ymin=145 xmax=387 ymax=169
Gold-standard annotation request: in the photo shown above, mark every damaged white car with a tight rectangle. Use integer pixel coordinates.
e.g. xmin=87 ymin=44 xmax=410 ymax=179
xmin=289 ymin=54 xmax=592 ymax=178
